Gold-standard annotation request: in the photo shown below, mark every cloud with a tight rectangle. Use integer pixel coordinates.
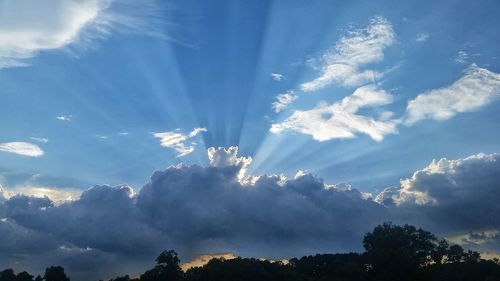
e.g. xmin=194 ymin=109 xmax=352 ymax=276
xmin=56 ymin=115 xmax=72 ymax=122
xmin=0 ymin=142 xmax=44 ymax=157
xmin=153 ymin=127 xmax=207 ymax=157
xmin=300 ymin=16 xmax=395 ymax=91
xmin=404 ymin=65 xmax=500 ymax=125
xmin=272 ymin=92 xmax=298 ymax=112
xmin=375 ymin=153 xmax=500 ymax=239
xmin=270 ymin=73 xmax=285 ymax=81
xmin=271 ymin=84 xmax=398 ymax=141
xmin=270 ymin=16 xmax=395 ymax=113
xmin=29 ymin=137 xmax=49 ymax=143
xmin=456 ymin=51 xmax=470 ymax=64
xmin=446 ymin=230 xmax=500 ymax=246
xmin=94 ymin=134 xmax=109 ymax=140
xmin=1 ymin=186 xmax=81 ymax=202
xmin=377 ymin=153 xmax=500 ymax=207
xmin=2 ymin=149 xmax=500 ymax=278
xmin=415 ymin=32 xmax=429 ymax=42
xmin=272 ymin=17 xmax=498 ymax=135
xmin=0 ymin=0 xmax=166 ymax=69
xmin=207 ymin=146 xmax=252 ymax=181
xmin=0 ymin=147 xmax=386 ymax=277
xmin=181 ymin=253 xmax=237 ymax=271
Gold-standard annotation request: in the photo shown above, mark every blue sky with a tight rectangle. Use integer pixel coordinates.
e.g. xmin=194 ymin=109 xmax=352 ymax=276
xmin=1 ymin=0 xmax=500 ymax=278
xmin=1 ymin=0 xmax=499 ymax=193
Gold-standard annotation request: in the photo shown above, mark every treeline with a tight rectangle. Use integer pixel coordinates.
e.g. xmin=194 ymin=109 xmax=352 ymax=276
xmin=2 ymin=223 xmax=500 ymax=281
xmin=0 ymin=266 xmax=68 ymax=281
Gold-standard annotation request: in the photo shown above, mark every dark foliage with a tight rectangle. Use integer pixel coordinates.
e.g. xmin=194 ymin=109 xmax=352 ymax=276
xmin=185 ymin=257 xmax=303 ymax=281
xmin=43 ymin=267 xmax=69 ymax=281
xmin=3 ymin=223 xmax=500 ymax=281
xmin=140 ymin=250 xmax=183 ymax=281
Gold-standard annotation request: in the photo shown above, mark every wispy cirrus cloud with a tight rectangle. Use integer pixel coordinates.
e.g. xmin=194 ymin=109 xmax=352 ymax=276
xmin=404 ymin=65 xmax=500 ymax=125
xmin=271 ymin=85 xmax=398 ymax=141
xmin=300 ymin=16 xmax=395 ymax=92
xmin=29 ymin=137 xmax=49 ymax=143
xmin=0 ymin=142 xmax=44 ymax=157
xmin=0 ymin=0 xmax=167 ymax=69
xmin=455 ymin=50 xmax=470 ymax=64
xmin=415 ymin=32 xmax=429 ymax=42
xmin=271 ymin=16 xmax=500 ymax=143
xmin=153 ymin=127 xmax=207 ymax=157
xmin=272 ymin=91 xmax=297 ymax=113
xmin=94 ymin=134 xmax=109 ymax=140
xmin=271 ymin=16 xmax=395 ymax=112
xmin=270 ymin=73 xmax=285 ymax=81
xmin=56 ymin=115 xmax=72 ymax=122
xmin=272 ymin=64 xmax=500 ymax=142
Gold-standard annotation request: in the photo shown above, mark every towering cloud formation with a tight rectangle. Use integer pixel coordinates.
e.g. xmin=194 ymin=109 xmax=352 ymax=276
xmin=1 ymin=148 xmax=500 ymax=278
xmin=376 ymin=153 xmax=500 ymax=232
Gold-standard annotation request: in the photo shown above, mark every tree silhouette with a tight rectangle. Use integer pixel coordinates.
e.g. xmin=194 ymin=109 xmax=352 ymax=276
xmin=0 ymin=269 xmax=16 ymax=281
xmin=43 ymin=266 xmax=69 ymax=281
xmin=109 ymin=275 xmax=134 ymax=281
xmin=15 ymin=272 xmax=33 ymax=281
xmin=140 ymin=250 xmax=183 ymax=281
xmin=430 ymin=239 xmax=449 ymax=265
xmin=4 ymin=223 xmax=500 ymax=281
xmin=447 ymin=244 xmax=466 ymax=263
xmin=185 ymin=257 xmax=303 ymax=281
xmin=363 ymin=222 xmax=437 ymax=280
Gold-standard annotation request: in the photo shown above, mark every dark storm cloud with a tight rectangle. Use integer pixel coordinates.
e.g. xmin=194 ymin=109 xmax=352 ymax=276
xmin=0 ymin=148 xmax=500 ymax=278
xmin=376 ymin=153 xmax=500 ymax=232
xmin=137 ymin=153 xmax=386 ymax=256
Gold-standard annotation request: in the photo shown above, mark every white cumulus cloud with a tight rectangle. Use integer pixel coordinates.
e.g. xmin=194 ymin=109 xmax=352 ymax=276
xmin=270 ymin=73 xmax=285 ymax=81
xmin=272 ymin=92 xmax=298 ymax=112
xmin=0 ymin=142 xmax=44 ymax=157
xmin=300 ymin=16 xmax=395 ymax=91
xmin=153 ymin=127 xmax=207 ymax=157
xmin=271 ymin=84 xmax=398 ymax=142
xmin=0 ymin=0 xmax=166 ymax=69
xmin=56 ymin=115 xmax=72 ymax=122
xmin=405 ymin=65 xmax=500 ymax=125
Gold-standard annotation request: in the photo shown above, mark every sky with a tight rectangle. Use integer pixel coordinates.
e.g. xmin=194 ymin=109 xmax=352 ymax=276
xmin=1 ymin=0 xmax=500 ymax=279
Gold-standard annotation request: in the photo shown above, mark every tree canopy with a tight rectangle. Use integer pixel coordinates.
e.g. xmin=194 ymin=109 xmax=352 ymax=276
xmin=2 ymin=223 xmax=500 ymax=281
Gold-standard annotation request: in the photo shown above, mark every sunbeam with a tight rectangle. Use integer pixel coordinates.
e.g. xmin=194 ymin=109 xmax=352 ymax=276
xmin=1 ymin=0 xmax=500 ymax=280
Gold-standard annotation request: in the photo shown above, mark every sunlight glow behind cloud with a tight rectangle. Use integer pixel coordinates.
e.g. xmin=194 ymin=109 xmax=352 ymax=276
xmin=2 ymin=148 xmax=500 ymax=276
